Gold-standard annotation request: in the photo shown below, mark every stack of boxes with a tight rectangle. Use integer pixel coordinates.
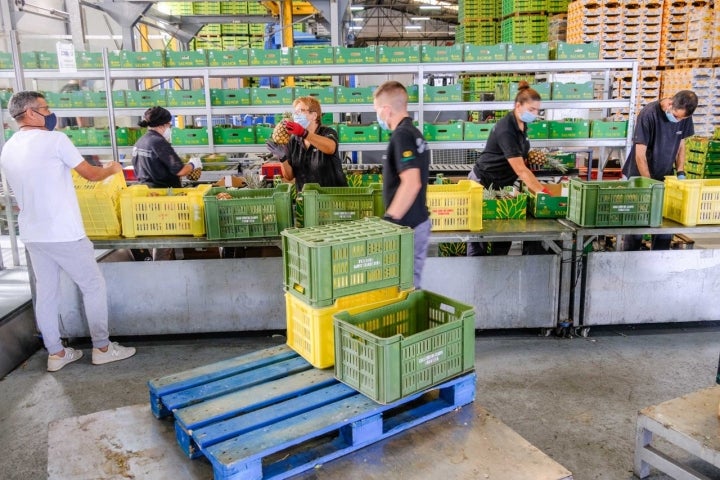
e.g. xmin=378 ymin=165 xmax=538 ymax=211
xmin=684 ymin=136 xmax=720 ymax=180
xmin=660 ymin=68 xmax=719 ymax=137
xmin=456 ymin=0 xmax=499 ymax=45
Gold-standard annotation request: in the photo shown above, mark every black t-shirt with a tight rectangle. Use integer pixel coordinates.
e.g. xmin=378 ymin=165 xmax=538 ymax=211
xmin=287 ymin=125 xmax=347 ymax=191
xmin=132 ymin=130 xmax=185 ymax=188
xmin=382 ymin=117 xmax=430 ymax=228
xmin=622 ymin=101 xmax=695 ymax=180
xmin=472 ymin=111 xmax=529 ymax=188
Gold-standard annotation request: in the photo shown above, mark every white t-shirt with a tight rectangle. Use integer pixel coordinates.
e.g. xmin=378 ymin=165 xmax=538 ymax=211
xmin=0 ymin=129 xmax=86 ymax=242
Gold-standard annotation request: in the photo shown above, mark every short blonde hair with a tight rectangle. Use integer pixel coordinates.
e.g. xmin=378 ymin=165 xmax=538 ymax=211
xmin=293 ymin=96 xmax=322 ymax=125
xmin=373 ymin=81 xmax=408 ymax=110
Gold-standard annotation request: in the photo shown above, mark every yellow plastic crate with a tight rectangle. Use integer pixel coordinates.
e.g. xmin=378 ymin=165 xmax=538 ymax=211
xmin=119 ymin=184 xmax=211 ymax=237
xmin=663 ymin=176 xmax=720 ymax=226
xmin=72 ymin=171 xmax=127 ymax=237
xmin=285 ymin=286 xmax=411 ymax=369
xmin=426 ymin=180 xmax=483 ymax=231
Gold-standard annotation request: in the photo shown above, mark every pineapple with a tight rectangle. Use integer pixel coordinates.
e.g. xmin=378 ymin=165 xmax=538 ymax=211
xmin=186 ymin=168 xmax=202 ymax=181
xmin=271 ymin=112 xmax=293 ymax=144
xmin=527 ymin=149 xmax=547 ymax=170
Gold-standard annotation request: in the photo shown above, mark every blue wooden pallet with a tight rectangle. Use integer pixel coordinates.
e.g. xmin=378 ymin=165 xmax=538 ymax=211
xmin=148 ymin=344 xmax=476 ymax=480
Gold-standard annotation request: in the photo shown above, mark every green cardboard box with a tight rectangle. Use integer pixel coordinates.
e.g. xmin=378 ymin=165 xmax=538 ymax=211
xmin=125 ymin=90 xmax=167 ymax=107
xmin=0 ymin=52 xmax=12 ymax=69
xmin=526 ymin=121 xmax=549 ymax=139
xmin=423 ymin=122 xmax=464 ymax=141
xmin=165 ymin=50 xmax=207 ymax=67
xmin=550 ymin=42 xmax=600 ymax=60
xmin=464 ymin=122 xmax=495 ymax=141
xmin=483 ymin=194 xmax=528 ymax=219
xmin=207 ymin=49 xmax=250 ymax=67
xmin=38 ymin=51 xmax=58 ymax=69
xmin=249 ymin=48 xmax=292 ymax=66
xmin=339 ymin=124 xmax=380 ymax=143
xmin=75 ymin=51 xmax=103 ymax=69
xmin=590 ymin=120 xmax=628 ymax=138
xmin=421 ymin=45 xmax=463 ymax=63
xmin=250 ymin=87 xmax=294 ymax=106
xmin=423 ymin=84 xmax=463 ymax=103
xmin=506 ymin=43 xmax=549 ymax=61
xmin=122 ymin=51 xmax=164 ymax=68
xmin=336 ymin=86 xmax=374 ymax=104
xmin=294 ymin=86 xmax=335 ymax=104
xmin=334 ymin=46 xmax=377 ymax=64
xmin=549 ymin=120 xmax=591 ymax=139
xmin=551 ymin=81 xmax=594 ymax=100
xmin=214 ymin=126 xmax=255 ymax=145
xmin=377 ymin=45 xmax=421 ymax=63
xmin=293 ymin=47 xmax=334 ymax=65
xmin=172 ymin=127 xmax=209 ymax=145
xmin=210 ymin=88 xmax=251 ymax=106
xmin=166 ymin=89 xmax=206 ymax=107
xmin=526 ymin=184 xmax=569 ymax=218
xmin=463 ymin=44 xmax=507 ymax=62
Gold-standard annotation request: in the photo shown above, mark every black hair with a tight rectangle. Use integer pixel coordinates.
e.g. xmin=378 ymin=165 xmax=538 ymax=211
xmin=672 ymin=90 xmax=698 ymax=116
xmin=138 ymin=106 xmax=172 ymax=128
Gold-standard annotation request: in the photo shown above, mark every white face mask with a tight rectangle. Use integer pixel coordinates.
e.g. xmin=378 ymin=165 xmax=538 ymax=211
xmin=162 ymin=126 xmax=172 ymax=142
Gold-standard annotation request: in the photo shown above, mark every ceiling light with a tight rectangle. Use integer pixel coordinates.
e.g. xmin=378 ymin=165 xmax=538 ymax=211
xmin=404 ymin=25 xmax=422 ymax=30
xmin=349 ymin=25 xmax=363 ymax=30
xmin=419 ymin=5 xmax=442 ymax=10
xmin=410 ymin=17 xmax=431 ymax=21
xmin=350 ymin=6 xmax=364 ymax=11
xmin=351 ymin=17 xmax=364 ymax=22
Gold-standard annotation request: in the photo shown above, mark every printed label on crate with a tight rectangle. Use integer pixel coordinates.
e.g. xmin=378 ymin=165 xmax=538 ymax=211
xmin=352 ymin=256 xmax=382 ymax=271
xmin=418 ymin=350 xmax=445 ymax=367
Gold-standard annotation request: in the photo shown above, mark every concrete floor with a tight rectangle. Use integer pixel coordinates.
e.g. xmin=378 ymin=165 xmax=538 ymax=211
xmin=1 ymin=326 xmax=719 ymax=480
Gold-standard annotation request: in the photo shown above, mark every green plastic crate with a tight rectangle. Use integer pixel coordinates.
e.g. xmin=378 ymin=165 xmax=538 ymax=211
xmin=281 ymin=217 xmax=414 ymax=307
xmin=590 ymin=120 xmax=628 ymax=138
xmin=377 ymin=46 xmax=421 ymax=63
xmin=121 ymin=51 xmax=164 ymax=68
xmin=506 ymin=42 xmax=549 ymax=61
xmin=462 ymin=44 xmax=507 ymax=62
xmin=423 ymin=122 xmax=464 ymax=141
xmin=166 ymin=89 xmax=206 ymax=107
xmin=334 ymin=46 xmax=377 ymax=64
xmin=165 ymin=50 xmax=207 ymax=67
xmin=210 ymin=88 xmax=251 ymax=106
xmin=0 ymin=52 xmax=12 ymax=69
xmin=203 ymin=184 xmax=293 ymax=240
xmin=423 ymin=84 xmax=463 ymax=103
xmin=550 ymin=42 xmax=600 ymax=60
xmin=338 ymin=124 xmax=380 ymax=143
xmin=293 ymin=46 xmax=334 ymax=65
xmin=207 ymin=49 xmax=250 ymax=66
xmin=549 ymin=120 xmax=590 ymax=139
xmin=250 ymin=87 xmax=294 ymax=106
xmin=464 ymin=122 xmax=495 ymax=141
xmin=75 ymin=51 xmax=103 ymax=69
xmin=421 ymin=45 xmax=463 ymax=63
xmin=501 ymin=18 xmax=549 ymax=44
xmin=566 ymin=177 xmax=665 ymax=227
xmin=551 ymin=81 xmax=594 ymax=100
xmin=502 ymin=0 xmax=547 ymax=16
xmin=294 ymin=86 xmax=335 ymax=104
xmin=254 ymin=124 xmax=274 ymax=144
xmin=526 ymin=121 xmax=549 ymax=139
xmin=125 ymin=90 xmax=167 ymax=107
xmin=249 ymin=48 xmax=292 ymax=66
xmin=336 ymin=86 xmax=374 ymax=104
xmin=333 ymin=289 xmax=476 ymax=404
xmin=171 ymin=128 xmax=209 ymax=145
xmin=213 ymin=126 xmax=255 ymax=145
xmin=301 ymin=183 xmax=384 ymax=227
xmin=483 ymin=194 xmax=528 ymax=219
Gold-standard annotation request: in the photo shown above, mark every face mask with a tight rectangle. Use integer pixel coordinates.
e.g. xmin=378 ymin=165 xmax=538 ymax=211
xmin=293 ymin=113 xmax=310 ymax=129
xmin=377 ymin=108 xmax=390 ymax=131
xmin=519 ymin=110 xmax=536 ymax=123
xmin=162 ymin=126 xmax=172 ymax=142
xmin=36 ymin=111 xmax=57 ymax=131
xmin=665 ymin=111 xmax=680 ymax=123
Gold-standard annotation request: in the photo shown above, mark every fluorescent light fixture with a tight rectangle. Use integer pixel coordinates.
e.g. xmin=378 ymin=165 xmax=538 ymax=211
xmin=350 ymin=6 xmax=364 ymax=11
xmin=349 ymin=25 xmax=363 ymax=30
xmin=410 ymin=16 xmax=431 ymax=21
xmin=351 ymin=17 xmax=364 ymax=22
xmin=404 ymin=25 xmax=422 ymax=29
xmin=419 ymin=5 xmax=442 ymax=10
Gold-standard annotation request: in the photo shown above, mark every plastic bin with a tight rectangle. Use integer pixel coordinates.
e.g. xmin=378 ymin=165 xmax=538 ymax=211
xmin=333 ymin=289 xmax=476 ymax=404
xmin=281 ymin=217 xmax=414 ymax=307
xmin=203 ymin=184 xmax=293 ymax=239
xmin=286 ymin=286 xmax=411 ymax=369
xmin=663 ymin=176 xmax=720 ymax=226
xmin=566 ymin=177 xmax=665 ymax=227
xmin=426 ymin=180 xmax=483 ymax=231
xmin=301 ymin=183 xmax=384 ymax=227
xmin=119 ymin=184 xmax=210 ymax=237
xmin=73 ymin=171 xmax=126 ymax=237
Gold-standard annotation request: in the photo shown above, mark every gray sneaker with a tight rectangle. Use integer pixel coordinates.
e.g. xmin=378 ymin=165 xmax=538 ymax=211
xmin=92 ymin=342 xmax=136 ymax=365
xmin=47 ymin=347 xmax=83 ymax=372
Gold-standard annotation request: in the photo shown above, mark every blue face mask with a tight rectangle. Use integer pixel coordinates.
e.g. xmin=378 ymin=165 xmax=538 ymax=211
xmin=35 ymin=110 xmax=57 ymax=131
xmin=520 ymin=110 xmax=536 ymax=123
xmin=665 ymin=111 xmax=680 ymax=123
xmin=292 ymin=113 xmax=310 ymax=129
xmin=377 ymin=109 xmax=390 ymax=131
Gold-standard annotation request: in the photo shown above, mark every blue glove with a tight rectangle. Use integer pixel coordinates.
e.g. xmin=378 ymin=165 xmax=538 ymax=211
xmin=676 ymin=170 xmax=686 ymax=180
xmin=266 ymin=140 xmax=288 ymax=161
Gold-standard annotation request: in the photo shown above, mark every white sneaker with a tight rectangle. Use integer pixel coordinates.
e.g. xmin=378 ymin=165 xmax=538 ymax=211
xmin=47 ymin=347 xmax=83 ymax=372
xmin=92 ymin=342 xmax=136 ymax=365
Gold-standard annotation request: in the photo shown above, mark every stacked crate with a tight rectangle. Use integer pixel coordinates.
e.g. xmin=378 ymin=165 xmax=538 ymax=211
xmin=684 ymin=136 xmax=720 ymax=180
xmin=456 ymin=0 xmax=499 ymax=45
xmin=548 ymin=13 xmax=568 ymax=43
xmin=281 ymin=217 xmax=415 ymax=370
xmin=500 ymin=0 xmax=549 ymax=44
xmin=660 ymin=1 xmax=691 ymax=67
xmin=660 ymin=67 xmax=719 ymax=137
xmin=674 ymin=4 xmax=714 ymax=61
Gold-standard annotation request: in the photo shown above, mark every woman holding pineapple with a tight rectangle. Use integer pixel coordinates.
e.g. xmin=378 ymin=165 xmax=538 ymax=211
xmin=265 ymin=96 xmax=347 ymax=191
xmin=467 ymin=81 xmax=554 ymax=256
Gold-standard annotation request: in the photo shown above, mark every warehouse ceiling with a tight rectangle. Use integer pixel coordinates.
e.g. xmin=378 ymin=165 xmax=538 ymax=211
xmin=346 ymin=0 xmax=458 ymax=46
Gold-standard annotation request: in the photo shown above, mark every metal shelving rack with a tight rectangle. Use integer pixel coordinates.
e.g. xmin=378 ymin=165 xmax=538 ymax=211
xmin=0 ymin=58 xmax=639 ymax=161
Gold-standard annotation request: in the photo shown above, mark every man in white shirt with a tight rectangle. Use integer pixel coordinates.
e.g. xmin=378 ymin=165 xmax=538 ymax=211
xmin=0 ymin=91 xmax=136 ymax=371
